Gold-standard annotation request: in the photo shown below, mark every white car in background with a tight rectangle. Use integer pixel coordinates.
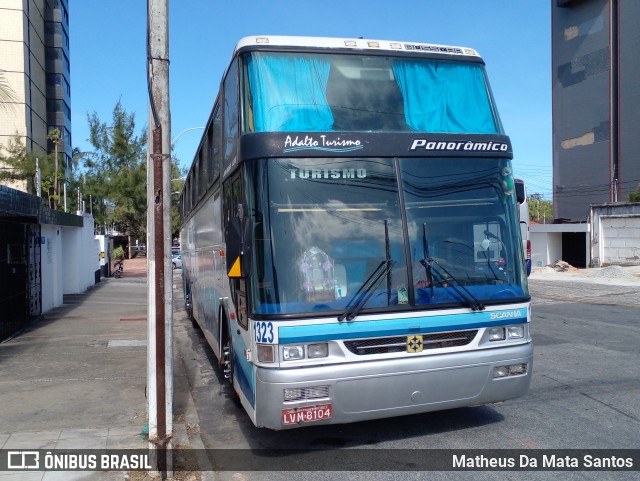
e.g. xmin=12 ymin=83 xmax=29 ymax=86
xmin=171 ymin=253 xmax=182 ymax=270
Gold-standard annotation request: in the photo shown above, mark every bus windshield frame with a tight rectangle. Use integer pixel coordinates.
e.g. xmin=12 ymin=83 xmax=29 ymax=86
xmin=246 ymin=155 xmax=528 ymax=318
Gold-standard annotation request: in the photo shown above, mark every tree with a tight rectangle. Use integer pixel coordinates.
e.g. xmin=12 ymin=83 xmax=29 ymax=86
xmin=47 ymin=128 xmax=61 ymax=209
xmin=628 ymin=184 xmax=640 ymax=202
xmin=0 ymin=134 xmax=60 ymax=207
xmin=528 ymin=194 xmax=553 ymax=223
xmin=80 ymin=101 xmax=148 ymax=237
xmin=0 ymin=70 xmax=18 ymax=111
xmin=170 ymin=161 xmax=187 ymax=239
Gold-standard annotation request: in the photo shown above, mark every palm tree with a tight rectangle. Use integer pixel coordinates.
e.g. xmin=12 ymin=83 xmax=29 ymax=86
xmin=48 ymin=128 xmax=61 ymax=209
xmin=0 ymin=70 xmax=18 ymax=111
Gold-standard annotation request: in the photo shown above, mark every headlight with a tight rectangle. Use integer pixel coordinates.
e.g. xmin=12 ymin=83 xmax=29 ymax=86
xmin=488 ymin=327 xmax=505 ymax=341
xmin=283 ymin=345 xmax=304 ymax=361
xmin=507 ymin=325 xmax=525 ymax=339
xmin=307 ymin=343 xmax=328 ymax=358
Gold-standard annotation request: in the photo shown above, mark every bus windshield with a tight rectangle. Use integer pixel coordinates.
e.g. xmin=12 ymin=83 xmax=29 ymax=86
xmin=243 ymin=51 xmax=501 ymax=134
xmin=247 ymin=157 xmax=528 ymax=316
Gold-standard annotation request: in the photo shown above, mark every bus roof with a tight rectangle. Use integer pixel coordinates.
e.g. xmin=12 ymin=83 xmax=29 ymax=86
xmin=234 ymin=35 xmax=482 ymax=59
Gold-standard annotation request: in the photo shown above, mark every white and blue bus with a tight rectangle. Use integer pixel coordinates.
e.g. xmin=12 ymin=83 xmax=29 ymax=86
xmin=179 ymin=36 xmax=532 ymax=430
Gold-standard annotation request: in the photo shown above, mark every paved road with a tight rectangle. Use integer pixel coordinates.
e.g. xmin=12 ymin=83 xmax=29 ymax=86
xmin=173 ymin=269 xmax=640 ymax=480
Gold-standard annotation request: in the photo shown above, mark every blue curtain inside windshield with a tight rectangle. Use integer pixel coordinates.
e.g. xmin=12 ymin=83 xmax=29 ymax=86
xmin=247 ymin=54 xmax=334 ymax=132
xmin=392 ymin=60 xmax=497 ymax=133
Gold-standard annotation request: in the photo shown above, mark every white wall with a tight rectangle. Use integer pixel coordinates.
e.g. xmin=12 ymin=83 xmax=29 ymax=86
xmin=591 ymin=202 xmax=640 ymax=266
xmin=600 ymin=217 xmax=640 ymax=265
xmin=530 ymin=231 xmax=562 ymax=268
xmin=41 ymin=224 xmax=64 ymax=312
xmin=529 ymin=223 xmax=589 ymax=267
xmin=591 ymin=203 xmax=640 ymax=266
xmin=62 ymin=214 xmax=99 ymax=294
xmin=40 ymin=214 xmax=100 ymax=313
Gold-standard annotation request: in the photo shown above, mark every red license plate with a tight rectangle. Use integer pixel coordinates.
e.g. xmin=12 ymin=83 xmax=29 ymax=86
xmin=282 ymin=403 xmax=333 ymax=425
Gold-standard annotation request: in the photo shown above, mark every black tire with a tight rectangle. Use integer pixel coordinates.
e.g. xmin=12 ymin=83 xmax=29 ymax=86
xmin=222 ymin=316 xmax=241 ymax=406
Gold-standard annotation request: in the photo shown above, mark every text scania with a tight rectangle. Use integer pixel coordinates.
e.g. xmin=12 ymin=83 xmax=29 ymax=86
xmin=290 ymin=168 xmax=366 ymax=180
xmin=489 ymin=310 xmax=523 ymax=320
xmin=410 ymin=139 xmax=509 ymax=152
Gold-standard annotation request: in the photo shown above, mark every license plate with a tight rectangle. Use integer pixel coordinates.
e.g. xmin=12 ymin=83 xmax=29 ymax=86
xmin=282 ymin=403 xmax=333 ymax=425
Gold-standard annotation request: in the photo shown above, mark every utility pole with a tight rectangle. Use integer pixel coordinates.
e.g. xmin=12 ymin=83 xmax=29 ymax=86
xmin=610 ymin=0 xmax=619 ymax=203
xmin=147 ymin=0 xmax=172 ymax=477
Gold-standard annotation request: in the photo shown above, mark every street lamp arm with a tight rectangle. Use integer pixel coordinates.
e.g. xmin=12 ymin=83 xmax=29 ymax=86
xmin=171 ymin=127 xmax=205 ymax=147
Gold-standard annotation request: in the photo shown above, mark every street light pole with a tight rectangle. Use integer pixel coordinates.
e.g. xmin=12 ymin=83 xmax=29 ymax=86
xmin=171 ymin=126 xmax=205 ymax=147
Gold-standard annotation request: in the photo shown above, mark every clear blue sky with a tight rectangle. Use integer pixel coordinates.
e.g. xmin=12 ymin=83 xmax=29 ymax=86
xmin=70 ymin=0 xmax=552 ymax=197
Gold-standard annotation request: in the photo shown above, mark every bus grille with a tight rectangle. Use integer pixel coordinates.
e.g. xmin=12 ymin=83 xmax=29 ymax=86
xmin=343 ymin=330 xmax=478 ymax=355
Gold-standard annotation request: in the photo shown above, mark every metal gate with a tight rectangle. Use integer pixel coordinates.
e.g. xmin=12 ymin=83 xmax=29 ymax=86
xmin=0 ymin=220 xmax=30 ymax=342
xmin=28 ymin=224 xmax=42 ymax=317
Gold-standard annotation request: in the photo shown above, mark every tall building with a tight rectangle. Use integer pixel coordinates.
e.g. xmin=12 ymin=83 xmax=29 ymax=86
xmin=0 ymin=0 xmax=72 ymax=193
xmin=552 ymin=0 xmax=640 ymax=221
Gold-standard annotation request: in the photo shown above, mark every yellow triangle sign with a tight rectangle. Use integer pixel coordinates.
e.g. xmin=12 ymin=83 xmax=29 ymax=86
xmin=228 ymin=257 xmax=241 ymax=277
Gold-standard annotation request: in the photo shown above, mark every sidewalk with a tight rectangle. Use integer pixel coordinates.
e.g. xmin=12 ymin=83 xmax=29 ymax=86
xmin=0 ymin=259 xmax=208 ymax=480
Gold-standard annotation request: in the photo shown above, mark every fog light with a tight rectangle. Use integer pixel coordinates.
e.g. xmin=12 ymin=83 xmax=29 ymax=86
xmin=493 ymin=366 xmax=509 ymax=378
xmin=283 ymin=345 xmax=304 ymax=361
xmin=284 ymin=388 xmax=303 ymax=402
xmin=494 ymin=363 xmax=528 ymax=378
xmin=508 ymin=325 xmax=525 ymax=339
xmin=257 ymin=344 xmax=275 ymax=363
xmin=509 ymin=363 xmax=527 ymax=375
xmin=307 ymin=343 xmax=328 ymax=358
xmin=488 ymin=327 xmax=505 ymax=341
xmin=284 ymin=385 xmax=330 ymax=402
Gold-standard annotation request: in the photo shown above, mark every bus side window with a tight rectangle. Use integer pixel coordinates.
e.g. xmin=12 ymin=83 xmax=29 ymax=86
xmin=223 ymin=60 xmax=239 ymax=171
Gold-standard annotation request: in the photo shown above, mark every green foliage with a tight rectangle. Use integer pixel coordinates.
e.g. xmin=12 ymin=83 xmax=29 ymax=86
xmin=0 ymin=70 xmax=18 ymax=109
xmin=0 ymin=135 xmax=37 ymax=187
xmin=628 ymin=184 xmax=640 ymax=202
xmin=170 ymin=164 xmax=187 ymax=238
xmin=112 ymin=246 xmax=124 ymax=260
xmin=0 ymin=134 xmax=62 ymax=208
xmin=2 ymin=98 xmax=187 ymax=237
xmin=528 ymin=196 xmax=553 ymax=223
xmin=80 ymin=100 xmax=148 ymax=237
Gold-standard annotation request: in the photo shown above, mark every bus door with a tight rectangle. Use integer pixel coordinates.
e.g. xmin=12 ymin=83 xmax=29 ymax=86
xmin=223 ymin=170 xmax=256 ymax=406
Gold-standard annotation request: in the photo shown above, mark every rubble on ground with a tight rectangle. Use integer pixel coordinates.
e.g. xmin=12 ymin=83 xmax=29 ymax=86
xmin=547 ymin=260 xmax=578 ymax=272
xmin=585 ymin=265 xmax=634 ymax=279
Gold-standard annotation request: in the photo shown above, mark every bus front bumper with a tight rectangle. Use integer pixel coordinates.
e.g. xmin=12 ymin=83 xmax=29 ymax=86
xmin=254 ymin=343 xmax=532 ymax=430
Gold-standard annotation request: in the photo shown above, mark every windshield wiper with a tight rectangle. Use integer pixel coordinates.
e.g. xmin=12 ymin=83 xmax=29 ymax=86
xmin=338 ymin=220 xmax=395 ymax=322
xmin=421 ymin=223 xmax=434 ymax=291
xmin=338 ymin=259 xmax=395 ymax=322
xmin=419 ymin=257 xmax=485 ymax=311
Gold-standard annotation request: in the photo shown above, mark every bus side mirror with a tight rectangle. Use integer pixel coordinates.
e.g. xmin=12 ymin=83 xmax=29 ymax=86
xmin=226 ymin=216 xmax=253 ymax=278
xmin=515 ymin=180 xmax=526 ymax=204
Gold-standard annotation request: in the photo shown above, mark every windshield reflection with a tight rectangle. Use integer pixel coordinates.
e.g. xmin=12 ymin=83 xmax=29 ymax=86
xmin=248 ymin=157 xmax=528 ymax=316
xmin=401 ymin=157 xmax=528 ymax=306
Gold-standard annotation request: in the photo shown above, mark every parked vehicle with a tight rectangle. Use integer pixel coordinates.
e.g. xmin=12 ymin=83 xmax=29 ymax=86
xmin=172 ymin=254 xmax=182 ymax=270
xmin=113 ymin=260 xmax=124 ymax=278
xmin=179 ymin=35 xmax=532 ymax=430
